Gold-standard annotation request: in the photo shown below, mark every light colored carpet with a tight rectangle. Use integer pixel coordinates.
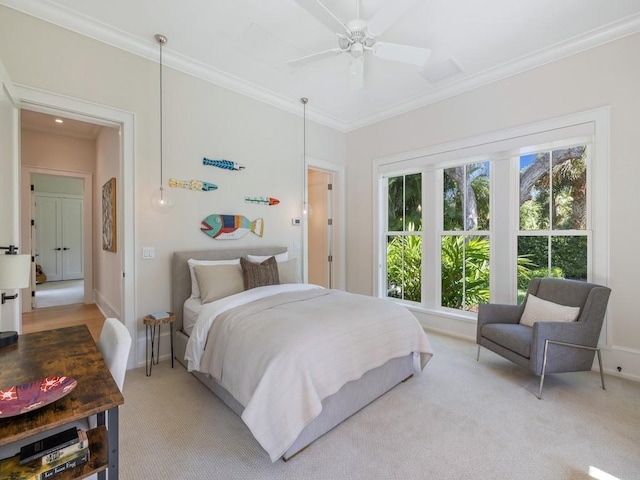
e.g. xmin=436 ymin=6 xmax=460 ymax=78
xmin=36 ymin=280 xmax=84 ymax=308
xmin=119 ymin=332 xmax=640 ymax=480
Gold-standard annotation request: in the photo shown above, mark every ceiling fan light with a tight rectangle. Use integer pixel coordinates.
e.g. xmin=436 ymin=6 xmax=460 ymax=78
xmin=351 ymin=42 xmax=364 ymax=58
xmin=349 ymin=56 xmax=364 ymax=90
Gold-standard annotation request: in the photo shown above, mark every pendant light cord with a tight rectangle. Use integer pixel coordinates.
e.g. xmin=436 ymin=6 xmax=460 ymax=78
xmin=155 ymin=34 xmax=167 ymax=192
xmin=159 ymin=38 xmax=164 ymax=190
xmin=300 ymin=97 xmax=308 ymax=213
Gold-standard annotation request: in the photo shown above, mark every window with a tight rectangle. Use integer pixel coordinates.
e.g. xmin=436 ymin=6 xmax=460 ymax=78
xmin=385 ymin=173 xmax=422 ymax=302
xmin=375 ymin=108 xmax=608 ymax=321
xmin=441 ymin=162 xmax=490 ymax=311
xmin=517 ymin=146 xmax=588 ymax=302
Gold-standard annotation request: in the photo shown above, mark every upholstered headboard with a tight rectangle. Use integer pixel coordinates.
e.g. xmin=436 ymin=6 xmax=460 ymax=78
xmin=171 ymin=246 xmax=288 ymax=332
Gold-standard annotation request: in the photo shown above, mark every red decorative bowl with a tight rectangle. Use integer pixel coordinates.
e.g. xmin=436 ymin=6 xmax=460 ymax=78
xmin=0 ymin=377 xmax=77 ymax=418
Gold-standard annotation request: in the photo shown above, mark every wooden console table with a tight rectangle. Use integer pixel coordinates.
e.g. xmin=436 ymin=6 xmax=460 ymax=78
xmin=0 ymin=325 xmax=124 ymax=479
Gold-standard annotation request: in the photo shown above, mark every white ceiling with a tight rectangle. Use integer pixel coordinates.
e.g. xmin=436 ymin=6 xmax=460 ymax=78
xmin=4 ymin=0 xmax=640 ymax=131
xmin=21 ymin=109 xmax=103 ymax=140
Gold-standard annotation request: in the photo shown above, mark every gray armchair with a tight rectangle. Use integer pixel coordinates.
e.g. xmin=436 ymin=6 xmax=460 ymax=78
xmin=476 ymin=278 xmax=611 ymax=399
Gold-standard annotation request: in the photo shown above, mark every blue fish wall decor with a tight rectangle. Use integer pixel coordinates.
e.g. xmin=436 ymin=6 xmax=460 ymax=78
xmin=201 ymin=214 xmax=264 ymax=240
xmin=203 ymin=158 xmax=245 ymax=171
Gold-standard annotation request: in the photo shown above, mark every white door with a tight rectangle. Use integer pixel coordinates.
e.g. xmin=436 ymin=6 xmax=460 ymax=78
xmin=35 ymin=195 xmax=83 ymax=281
xmin=36 ymin=196 xmax=61 ymax=281
xmin=61 ymin=197 xmax=83 ymax=279
xmin=0 ymin=59 xmax=22 ymax=333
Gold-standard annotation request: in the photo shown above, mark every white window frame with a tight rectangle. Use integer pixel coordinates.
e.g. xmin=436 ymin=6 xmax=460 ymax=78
xmin=374 ymin=107 xmax=610 ymax=342
xmin=378 ymin=168 xmax=425 ymax=306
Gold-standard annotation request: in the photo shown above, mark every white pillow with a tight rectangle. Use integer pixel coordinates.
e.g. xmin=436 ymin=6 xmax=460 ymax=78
xmin=187 ymin=258 xmax=240 ymax=299
xmin=277 ymin=258 xmax=301 ymax=284
xmin=519 ymin=294 xmax=580 ymax=327
xmin=246 ymin=252 xmax=288 ymax=263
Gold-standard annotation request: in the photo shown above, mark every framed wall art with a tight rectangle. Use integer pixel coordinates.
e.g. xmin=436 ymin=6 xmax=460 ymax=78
xmin=102 ymin=177 xmax=117 ymax=252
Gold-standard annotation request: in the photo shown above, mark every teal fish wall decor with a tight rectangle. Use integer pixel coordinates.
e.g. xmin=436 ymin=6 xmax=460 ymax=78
xmin=201 ymin=214 xmax=264 ymax=240
xmin=203 ymin=158 xmax=245 ymax=171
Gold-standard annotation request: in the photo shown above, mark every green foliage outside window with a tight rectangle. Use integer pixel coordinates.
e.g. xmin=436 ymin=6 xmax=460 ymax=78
xmin=441 ymin=235 xmax=490 ymax=311
xmin=387 ymin=234 xmax=422 ymax=302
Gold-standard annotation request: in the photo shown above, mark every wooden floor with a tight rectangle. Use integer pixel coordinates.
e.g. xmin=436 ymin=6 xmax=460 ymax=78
xmin=22 ymin=303 xmax=105 ymax=342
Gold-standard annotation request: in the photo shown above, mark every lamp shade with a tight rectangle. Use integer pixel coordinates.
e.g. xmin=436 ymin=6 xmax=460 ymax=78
xmin=0 ymin=254 xmax=31 ymax=290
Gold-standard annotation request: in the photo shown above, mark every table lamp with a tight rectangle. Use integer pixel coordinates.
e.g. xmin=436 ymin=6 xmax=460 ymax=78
xmin=0 ymin=245 xmax=31 ymax=347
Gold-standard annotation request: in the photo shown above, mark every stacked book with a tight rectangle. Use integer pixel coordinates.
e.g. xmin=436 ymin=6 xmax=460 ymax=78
xmin=0 ymin=427 xmax=90 ymax=479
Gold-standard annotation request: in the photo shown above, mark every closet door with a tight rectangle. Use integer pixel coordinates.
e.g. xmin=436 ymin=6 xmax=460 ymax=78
xmin=35 ymin=196 xmax=62 ymax=282
xmin=61 ymin=197 xmax=83 ymax=280
xmin=35 ymin=195 xmax=83 ymax=281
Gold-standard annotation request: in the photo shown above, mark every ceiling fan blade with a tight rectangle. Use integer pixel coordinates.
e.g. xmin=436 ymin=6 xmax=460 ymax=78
xmin=294 ymin=0 xmax=350 ymax=34
xmin=372 ymin=42 xmax=431 ymax=66
xmin=349 ymin=56 xmax=364 ymax=90
xmin=367 ymin=0 xmax=421 ymax=36
xmin=287 ymin=48 xmax=344 ymax=68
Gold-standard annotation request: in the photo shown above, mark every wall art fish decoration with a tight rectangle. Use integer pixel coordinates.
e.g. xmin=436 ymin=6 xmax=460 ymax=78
xmin=203 ymin=158 xmax=245 ymax=171
xmin=168 ymin=179 xmax=218 ymax=191
xmin=244 ymin=196 xmax=280 ymax=206
xmin=201 ymin=214 xmax=264 ymax=240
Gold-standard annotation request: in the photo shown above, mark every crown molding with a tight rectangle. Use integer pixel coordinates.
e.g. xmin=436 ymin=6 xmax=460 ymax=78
xmin=0 ymin=0 xmax=347 ymax=131
xmin=3 ymin=0 xmax=639 ymax=133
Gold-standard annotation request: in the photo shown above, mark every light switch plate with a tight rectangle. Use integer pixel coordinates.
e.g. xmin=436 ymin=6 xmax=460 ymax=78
xmin=142 ymin=247 xmax=155 ymax=259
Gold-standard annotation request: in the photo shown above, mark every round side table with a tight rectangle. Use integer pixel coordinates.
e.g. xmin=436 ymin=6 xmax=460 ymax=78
xmin=143 ymin=312 xmax=176 ymax=376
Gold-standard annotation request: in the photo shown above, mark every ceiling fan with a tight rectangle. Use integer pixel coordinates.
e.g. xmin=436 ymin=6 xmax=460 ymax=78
xmin=289 ymin=0 xmax=431 ymax=90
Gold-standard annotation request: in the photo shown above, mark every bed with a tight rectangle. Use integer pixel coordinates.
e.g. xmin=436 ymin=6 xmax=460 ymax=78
xmin=172 ymin=246 xmax=433 ymax=461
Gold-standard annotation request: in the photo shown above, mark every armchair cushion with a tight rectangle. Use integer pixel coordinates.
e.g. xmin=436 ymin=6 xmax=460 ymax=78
xmin=519 ymin=294 xmax=580 ymax=327
xmin=481 ymin=324 xmax=532 ymax=359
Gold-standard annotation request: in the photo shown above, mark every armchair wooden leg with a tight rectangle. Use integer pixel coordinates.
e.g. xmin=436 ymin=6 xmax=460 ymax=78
xmin=538 ymin=339 xmax=604 ymax=400
xmin=477 ymin=345 xmax=481 ymax=362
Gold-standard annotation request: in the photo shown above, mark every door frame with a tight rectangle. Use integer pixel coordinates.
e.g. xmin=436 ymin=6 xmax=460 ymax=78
xmin=306 ymin=157 xmax=345 ymax=290
xmin=16 ymin=85 xmax=137 ymax=370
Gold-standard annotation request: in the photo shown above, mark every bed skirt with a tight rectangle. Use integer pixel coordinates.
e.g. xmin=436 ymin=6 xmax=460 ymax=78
xmin=174 ymin=328 xmax=414 ymax=460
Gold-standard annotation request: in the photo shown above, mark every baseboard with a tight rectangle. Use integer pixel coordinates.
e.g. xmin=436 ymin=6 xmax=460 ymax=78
xmin=93 ymin=289 xmax=120 ymax=320
xmin=134 ymin=325 xmax=174 ymax=369
xmin=600 ymin=345 xmax=640 ymax=382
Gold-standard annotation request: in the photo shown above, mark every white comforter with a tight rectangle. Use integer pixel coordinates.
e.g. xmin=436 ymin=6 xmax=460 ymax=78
xmin=184 ymin=284 xmax=433 ymax=462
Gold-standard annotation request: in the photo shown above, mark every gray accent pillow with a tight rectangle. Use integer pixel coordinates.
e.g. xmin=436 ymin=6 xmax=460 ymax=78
xmin=193 ymin=264 xmax=244 ymax=304
xmin=240 ymin=256 xmax=280 ymax=290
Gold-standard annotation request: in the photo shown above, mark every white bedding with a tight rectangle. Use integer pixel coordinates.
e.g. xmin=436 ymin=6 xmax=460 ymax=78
xmin=184 ymin=284 xmax=433 ymax=462
xmin=182 ymin=297 xmax=203 ymax=336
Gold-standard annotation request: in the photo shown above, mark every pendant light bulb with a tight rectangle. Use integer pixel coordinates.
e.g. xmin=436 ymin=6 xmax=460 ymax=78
xmin=152 ymin=33 xmax=173 ymax=213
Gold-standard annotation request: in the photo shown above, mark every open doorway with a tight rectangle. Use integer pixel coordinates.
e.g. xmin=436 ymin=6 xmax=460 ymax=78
xmin=307 ymin=168 xmax=333 ymax=287
xmin=20 ymin=109 xmax=99 ymax=312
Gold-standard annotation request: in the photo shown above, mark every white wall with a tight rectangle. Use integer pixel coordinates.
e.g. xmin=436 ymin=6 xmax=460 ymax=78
xmin=345 ymin=32 xmax=640 ymax=379
xmin=95 ymin=127 xmax=121 ymax=319
xmin=0 ymin=6 xmax=346 ymax=367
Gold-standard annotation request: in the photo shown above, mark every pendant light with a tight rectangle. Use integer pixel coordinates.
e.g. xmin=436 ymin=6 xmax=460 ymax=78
xmin=151 ymin=33 xmax=174 ymax=212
